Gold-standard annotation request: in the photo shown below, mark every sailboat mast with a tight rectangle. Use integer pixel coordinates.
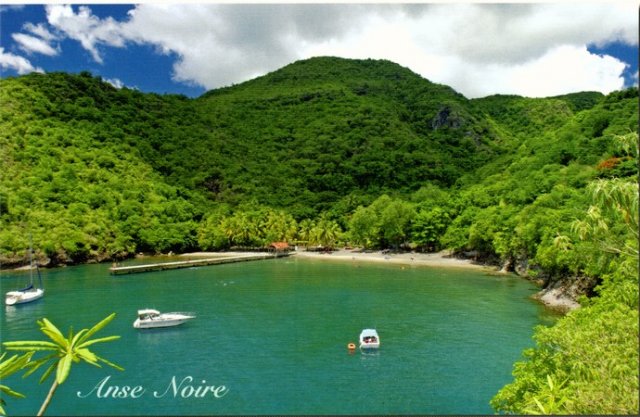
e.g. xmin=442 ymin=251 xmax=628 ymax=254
xmin=28 ymin=234 xmax=44 ymax=290
xmin=36 ymin=258 xmax=43 ymax=289
xmin=29 ymin=235 xmax=34 ymax=285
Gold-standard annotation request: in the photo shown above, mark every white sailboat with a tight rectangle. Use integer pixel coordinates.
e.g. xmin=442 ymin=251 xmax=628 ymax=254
xmin=5 ymin=240 xmax=45 ymax=306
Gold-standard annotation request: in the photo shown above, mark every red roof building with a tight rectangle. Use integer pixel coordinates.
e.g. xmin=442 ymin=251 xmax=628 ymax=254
xmin=269 ymin=242 xmax=290 ymax=252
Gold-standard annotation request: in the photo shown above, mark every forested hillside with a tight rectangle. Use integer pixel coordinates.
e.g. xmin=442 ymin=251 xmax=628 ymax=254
xmin=0 ymin=57 xmax=638 ymax=413
xmin=1 ymin=57 xmax=635 ymax=268
xmin=0 ymin=57 xmax=636 ymax=264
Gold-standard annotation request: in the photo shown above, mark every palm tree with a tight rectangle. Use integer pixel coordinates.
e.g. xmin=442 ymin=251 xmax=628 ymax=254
xmin=0 ymin=351 xmax=34 ymax=415
xmin=263 ymin=210 xmax=298 ymax=243
xmin=220 ymin=216 xmax=237 ymax=245
xmin=239 ymin=212 xmax=262 ymax=246
xmin=312 ymin=218 xmax=342 ymax=248
xmin=297 ymin=219 xmax=315 ymax=248
xmin=3 ymin=313 xmax=123 ymax=416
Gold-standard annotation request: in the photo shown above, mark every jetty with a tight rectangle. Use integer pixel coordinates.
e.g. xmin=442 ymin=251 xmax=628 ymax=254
xmin=109 ymin=252 xmax=291 ymax=275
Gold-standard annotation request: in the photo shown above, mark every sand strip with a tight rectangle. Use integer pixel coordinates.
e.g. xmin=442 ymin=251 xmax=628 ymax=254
xmin=182 ymin=249 xmax=491 ymax=270
xmin=293 ymin=249 xmax=491 ymax=270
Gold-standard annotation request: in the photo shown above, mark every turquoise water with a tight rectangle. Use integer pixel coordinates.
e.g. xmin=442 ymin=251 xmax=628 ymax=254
xmin=1 ymin=257 xmax=554 ymax=415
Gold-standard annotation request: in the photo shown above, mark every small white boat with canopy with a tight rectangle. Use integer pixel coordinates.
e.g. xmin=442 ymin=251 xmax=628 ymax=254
xmin=359 ymin=329 xmax=380 ymax=350
xmin=133 ymin=309 xmax=195 ymax=329
xmin=5 ymin=239 xmax=44 ymax=306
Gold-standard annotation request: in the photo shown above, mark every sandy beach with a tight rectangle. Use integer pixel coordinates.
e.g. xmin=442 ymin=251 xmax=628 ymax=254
xmin=183 ymin=249 xmax=492 ymax=271
xmin=293 ymin=249 xmax=492 ymax=270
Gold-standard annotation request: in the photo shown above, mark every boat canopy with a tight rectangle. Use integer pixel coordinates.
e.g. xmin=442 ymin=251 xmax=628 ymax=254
xmin=138 ymin=309 xmax=160 ymax=316
xmin=17 ymin=284 xmax=34 ymax=292
xmin=360 ymin=329 xmax=378 ymax=338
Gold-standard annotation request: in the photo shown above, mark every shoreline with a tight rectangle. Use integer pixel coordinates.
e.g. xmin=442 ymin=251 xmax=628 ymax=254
xmin=294 ymin=249 xmax=490 ymax=270
xmin=183 ymin=249 xmax=581 ymax=311
xmin=5 ymin=248 xmax=578 ymax=311
xmin=4 ymin=249 xmax=489 ymax=271
xmin=184 ymin=249 xmax=493 ymax=271
xmin=292 ymin=250 xmax=581 ymax=311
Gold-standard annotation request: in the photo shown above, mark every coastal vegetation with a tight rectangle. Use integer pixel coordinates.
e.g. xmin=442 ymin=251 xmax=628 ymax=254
xmin=1 ymin=59 xmax=635 ymax=267
xmin=0 ymin=57 xmax=637 ymax=413
xmin=0 ymin=351 xmax=33 ymax=415
xmin=491 ymin=146 xmax=639 ymax=413
xmin=2 ymin=313 xmax=122 ymax=416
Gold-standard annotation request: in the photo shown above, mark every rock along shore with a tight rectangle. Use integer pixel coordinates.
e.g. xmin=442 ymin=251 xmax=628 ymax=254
xmin=214 ymin=249 xmax=582 ymax=312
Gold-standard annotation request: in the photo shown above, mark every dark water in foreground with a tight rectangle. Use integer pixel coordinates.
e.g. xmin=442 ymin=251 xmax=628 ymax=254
xmin=1 ymin=257 xmax=555 ymax=415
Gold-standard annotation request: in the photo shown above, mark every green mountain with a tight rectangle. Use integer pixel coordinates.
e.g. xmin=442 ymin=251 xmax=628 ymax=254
xmin=0 ymin=57 xmax=636 ymax=264
xmin=166 ymin=57 xmax=503 ymax=214
xmin=0 ymin=56 xmax=637 ymax=414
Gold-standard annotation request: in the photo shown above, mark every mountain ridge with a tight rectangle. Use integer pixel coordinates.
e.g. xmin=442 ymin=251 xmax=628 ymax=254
xmin=1 ymin=56 xmax=637 ymax=416
xmin=0 ymin=56 xmax=636 ymax=263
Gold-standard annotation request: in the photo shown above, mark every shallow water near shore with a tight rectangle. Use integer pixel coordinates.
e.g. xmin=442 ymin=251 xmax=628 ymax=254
xmin=1 ymin=257 xmax=555 ymax=415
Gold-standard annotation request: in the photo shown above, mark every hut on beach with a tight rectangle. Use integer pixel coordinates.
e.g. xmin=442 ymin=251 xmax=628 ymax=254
xmin=269 ymin=242 xmax=290 ymax=253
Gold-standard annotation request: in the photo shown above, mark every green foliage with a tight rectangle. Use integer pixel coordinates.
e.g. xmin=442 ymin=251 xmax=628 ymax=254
xmin=3 ymin=313 xmax=123 ymax=384
xmin=1 ymin=61 xmax=636 ymax=266
xmin=309 ymin=215 xmax=343 ymax=248
xmin=491 ymin=143 xmax=639 ymax=414
xmin=2 ymin=313 xmax=123 ymax=416
xmin=192 ymin=57 xmax=497 ymax=211
xmin=347 ymin=195 xmax=416 ymax=249
xmin=1 ymin=57 xmax=638 ymax=416
xmin=1 ymin=73 xmax=204 ymax=263
xmin=0 ymin=352 xmax=34 ymax=415
xmin=411 ymin=207 xmax=450 ymax=251
xmin=521 ymin=375 xmax=569 ymax=415
xmin=348 ymin=205 xmax=380 ymax=249
xmin=196 ymin=206 xmax=300 ymax=249
xmin=440 ymin=206 xmax=480 ymax=252
xmin=492 ymin=302 xmax=639 ymax=414
xmin=380 ymin=199 xmax=415 ymax=247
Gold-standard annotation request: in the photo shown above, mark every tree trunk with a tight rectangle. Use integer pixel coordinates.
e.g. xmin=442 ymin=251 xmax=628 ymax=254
xmin=37 ymin=380 xmax=58 ymax=416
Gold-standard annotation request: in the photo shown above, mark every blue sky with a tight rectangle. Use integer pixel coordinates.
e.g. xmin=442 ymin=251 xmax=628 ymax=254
xmin=1 ymin=3 xmax=637 ymax=98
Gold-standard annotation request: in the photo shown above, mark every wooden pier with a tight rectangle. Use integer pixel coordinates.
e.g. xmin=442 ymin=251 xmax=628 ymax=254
xmin=109 ymin=252 xmax=291 ymax=275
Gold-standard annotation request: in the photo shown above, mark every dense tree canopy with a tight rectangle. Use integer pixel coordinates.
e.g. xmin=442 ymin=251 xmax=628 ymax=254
xmin=491 ymin=142 xmax=639 ymax=413
xmin=2 ymin=58 xmax=635 ymax=268
xmin=0 ymin=56 xmax=637 ymax=414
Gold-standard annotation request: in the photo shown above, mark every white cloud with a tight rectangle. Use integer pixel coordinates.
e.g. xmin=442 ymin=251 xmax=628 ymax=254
xmin=298 ymin=4 xmax=635 ymax=97
xmin=0 ymin=47 xmax=43 ymax=74
xmin=505 ymin=45 xmax=627 ymax=97
xmin=446 ymin=45 xmax=628 ymax=98
xmin=122 ymin=3 xmax=637 ymax=97
xmin=13 ymin=33 xmax=58 ymax=56
xmin=23 ymin=3 xmax=639 ymax=97
xmin=45 ymin=4 xmax=126 ymax=63
xmin=412 ymin=3 xmax=637 ymax=66
xmin=23 ymin=22 xmax=57 ymax=42
xmin=117 ymin=4 xmax=372 ymax=89
xmin=104 ymin=77 xmax=124 ymax=89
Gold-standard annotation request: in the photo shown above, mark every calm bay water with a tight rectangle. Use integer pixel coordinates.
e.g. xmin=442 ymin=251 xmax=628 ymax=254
xmin=1 ymin=257 xmax=555 ymax=415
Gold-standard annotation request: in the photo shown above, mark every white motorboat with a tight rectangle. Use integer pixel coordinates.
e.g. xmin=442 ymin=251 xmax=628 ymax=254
xmin=133 ymin=309 xmax=195 ymax=329
xmin=5 ymin=240 xmax=45 ymax=306
xmin=359 ymin=329 xmax=380 ymax=350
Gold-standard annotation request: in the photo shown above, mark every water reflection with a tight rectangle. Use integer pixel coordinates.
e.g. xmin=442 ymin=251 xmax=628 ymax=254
xmin=3 ymin=260 xmax=548 ymax=415
xmin=3 ymin=301 xmax=47 ymax=332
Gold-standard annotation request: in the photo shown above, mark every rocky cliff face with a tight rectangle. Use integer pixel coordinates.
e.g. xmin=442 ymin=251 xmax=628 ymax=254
xmin=431 ymin=105 xmax=463 ymax=130
xmin=500 ymin=255 xmax=599 ymax=312
xmin=532 ymin=276 xmax=598 ymax=312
